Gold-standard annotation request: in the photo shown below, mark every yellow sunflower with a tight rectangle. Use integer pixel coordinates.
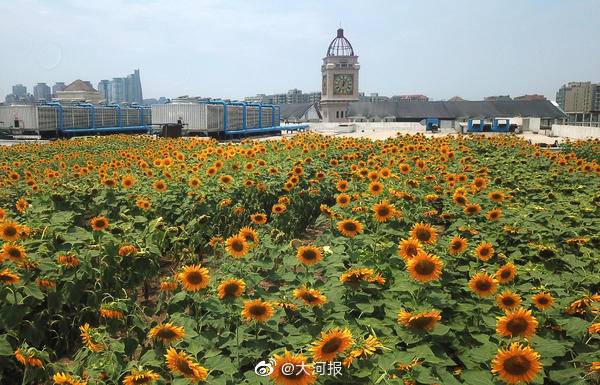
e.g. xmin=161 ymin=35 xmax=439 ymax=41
xmin=123 ymin=369 xmax=160 ymax=385
xmin=270 ymin=350 xmax=316 ymax=385
xmin=52 ymin=372 xmax=87 ymax=385
xmin=238 ymin=226 xmax=259 ymax=245
xmin=165 ymin=347 xmax=209 ymax=383
xmin=178 ymin=265 xmax=210 ymax=292
xmin=148 ymin=323 xmax=186 ymax=344
xmin=496 ymin=290 xmax=522 ymax=311
xmin=217 ymin=278 xmax=246 ymax=300
xmin=486 ymin=207 xmax=502 ymax=221
xmin=0 ymin=268 xmax=20 ymax=285
xmin=448 ymin=236 xmax=468 ymax=255
xmin=475 ymin=242 xmax=495 ymax=261
xmin=79 ymin=323 xmax=103 ymax=352
xmin=406 ymin=251 xmax=443 ymax=283
xmin=225 ymin=235 xmax=249 ymax=258
xmin=336 ymin=193 xmax=351 ymax=207
xmin=409 ymin=223 xmax=438 ymax=245
xmin=368 ymin=181 xmax=384 ymax=195
xmin=336 ymin=219 xmax=364 ymax=238
xmin=296 ymin=245 xmax=323 ymax=266
xmin=89 ymin=216 xmax=109 ymax=231
xmin=491 ymin=343 xmax=542 ymax=384
xmin=495 ymin=263 xmax=517 ymax=284
xmin=397 ymin=238 xmax=422 ymax=261
xmin=2 ymin=243 xmax=26 ymax=263
xmin=397 ymin=309 xmax=441 ymax=332
xmin=372 ymin=200 xmax=396 ymax=222
xmin=0 ymin=221 xmax=20 ymax=241
xmin=152 ymin=179 xmax=168 ymax=193
xmin=531 ymin=292 xmax=554 ymax=311
xmin=469 ymin=272 xmax=498 ymax=297
xmin=293 ymin=287 xmax=327 ymax=307
xmin=250 ymin=212 xmax=268 ymax=225
xmin=241 ymin=299 xmax=274 ymax=323
xmin=496 ymin=308 xmax=538 ymax=338
xmin=310 ymin=327 xmax=354 ymax=362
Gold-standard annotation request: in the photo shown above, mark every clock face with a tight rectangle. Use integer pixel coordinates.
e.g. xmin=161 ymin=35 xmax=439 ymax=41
xmin=322 ymin=75 xmax=327 ymax=94
xmin=333 ymin=74 xmax=353 ymax=95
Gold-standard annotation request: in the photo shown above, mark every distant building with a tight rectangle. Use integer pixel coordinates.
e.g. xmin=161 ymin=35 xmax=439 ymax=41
xmin=360 ymin=93 xmax=390 ymax=102
xmin=56 ymin=79 xmax=102 ymax=103
xmin=97 ymin=69 xmax=143 ymax=104
xmin=390 ymin=94 xmax=429 ymax=102
xmin=556 ymin=81 xmax=600 ymax=127
xmin=245 ymin=89 xmax=321 ymax=105
xmin=484 ymin=95 xmax=512 ymax=101
xmin=514 ymin=94 xmax=546 ymax=101
xmin=448 ymin=96 xmax=466 ymax=102
xmin=52 ymin=82 xmax=66 ymax=98
xmin=12 ymin=84 xmax=27 ymax=98
xmin=33 ymin=83 xmax=51 ymax=101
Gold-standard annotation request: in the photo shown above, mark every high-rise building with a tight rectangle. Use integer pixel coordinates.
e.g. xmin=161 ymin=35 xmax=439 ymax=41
xmin=320 ymin=28 xmax=359 ymax=122
xmin=244 ymin=90 xmax=321 ymax=105
xmin=12 ymin=84 xmax=27 ymax=98
xmin=52 ymin=82 xmax=66 ymax=98
xmin=390 ymin=94 xmax=429 ymax=102
xmin=484 ymin=95 xmax=512 ymax=101
xmin=33 ymin=83 xmax=51 ymax=101
xmin=556 ymin=82 xmax=596 ymax=112
xmin=97 ymin=70 xmax=143 ymax=104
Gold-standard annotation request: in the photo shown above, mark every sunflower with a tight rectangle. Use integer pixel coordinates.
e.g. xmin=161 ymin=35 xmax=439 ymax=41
xmin=152 ymin=179 xmax=168 ymax=193
xmin=238 ymin=226 xmax=259 ymax=245
xmin=448 ymin=236 xmax=468 ymax=255
xmin=296 ymin=245 xmax=323 ymax=265
xmin=397 ymin=238 xmax=422 ymax=261
xmin=372 ymin=200 xmax=395 ymax=222
xmin=469 ymin=272 xmax=498 ymax=297
xmin=311 ymin=327 xmax=354 ymax=362
xmin=464 ymin=203 xmax=482 ymax=215
xmin=406 ymin=251 xmax=443 ymax=283
xmin=270 ymin=350 xmax=316 ymax=385
xmin=121 ymin=175 xmax=136 ymax=188
xmin=123 ymin=369 xmax=161 ymax=385
xmin=495 ymin=263 xmax=517 ymax=284
xmin=496 ymin=308 xmax=538 ymax=338
xmin=343 ymin=334 xmax=385 ymax=367
xmin=336 ymin=219 xmax=364 ymax=238
xmin=336 ymin=180 xmax=349 ymax=192
xmin=486 ymin=207 xmax=502 ymax=221
xmin=118 ymin=245 xmax=138 ymax=256
xmin=57 ymin=254 xmax=80 ymax=268
xmin=99 ymin=307 xmax=124 ymax=320
xmin=336 ymin=193 xmax=351 ymax=207
xmin=368 ymin=181 xmax=384 ymax=195
xmin=79 ymin=323 xmax=103 ymax=352
xmin=0 ymin=221 xmax=20 ymax=241
xmin=89 ymin=216 xmax=109 ymax=231
xmin=165 ymin=347 xmax=209 ymax=382
xmin=488 ymin=191 xmax=505 ymax=203
xmin=217 ymin=278 xmax=246 ymax=299
xmin=242 ymin=299 xmax=274 ymax=323
xmin=148 ymin=323 xmax=186 ymax=344
xmin=178 ymin=265 xmax=210 ymax=292
xmin=272 ymin=203 xmax=287 ymax=214
xmin=15 ymin=197 xmax=28 ymax=213
xmin=14 ymin=348 xmax=43 ymax=367
xmin=409 ymin=223 xmax=438 ymax=245
xmin=225 ymin=235 xmax=249 ymax=258
xmin=52 ymin=372 xmax=87 ymax=385
xmin=492 ymin=343 xmax=542 ymax=384
xmin=589 ymin=323 xmax=600 ymax=334
xmin=397 ymin=309 xmax=441 ymax=332
xmin=340 ymin=267 xmax=377 ymax=286
xmin=496 ymin=290 xmax=522 ymax=311
xmin=250 ymin=212 xmax=268 ymax=225
xmin=293 ymin=287 xmax=327 ymax=307
xmin=2 ymin=243 xmax=26 ymax=263
xmin=475 ymin=242 xmax=494 ymax=261
xmin=531 ymin=292 xmax=554 ymax=311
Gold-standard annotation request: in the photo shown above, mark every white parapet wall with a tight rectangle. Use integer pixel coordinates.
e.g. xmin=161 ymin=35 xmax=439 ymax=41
xmin=551 ymin=124 xmax=600 ymax=139
xmin=309 ymin=121 xmax=426 ymax=136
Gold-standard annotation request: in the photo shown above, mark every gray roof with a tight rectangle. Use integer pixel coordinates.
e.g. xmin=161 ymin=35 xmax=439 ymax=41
xmin=279 ymin=103 xmax=319 ymax=120
xmin=347 ymin=100 xmax=566 ymax=119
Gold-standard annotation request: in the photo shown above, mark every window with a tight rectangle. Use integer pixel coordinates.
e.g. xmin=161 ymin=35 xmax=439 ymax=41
xmin=336 ymin=111 xmax=339 ymax=118
xmin=14 ymin=120 xmax=19 ymax=128
xmin=341 ymin=111 xmax=344 ymax=118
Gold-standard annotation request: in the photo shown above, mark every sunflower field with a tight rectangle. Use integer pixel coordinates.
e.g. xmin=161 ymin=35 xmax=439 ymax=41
xmin=0 ymin=133 xmax=598 ymax=385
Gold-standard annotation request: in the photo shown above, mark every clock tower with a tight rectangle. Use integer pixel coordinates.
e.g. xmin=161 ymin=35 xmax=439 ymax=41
xmin=320 ymin=28 xmax=359 ymax=122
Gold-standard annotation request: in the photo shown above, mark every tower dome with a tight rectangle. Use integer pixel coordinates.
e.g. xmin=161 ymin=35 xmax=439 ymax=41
xmin=327 ymin=28 xmax=354 ymax=56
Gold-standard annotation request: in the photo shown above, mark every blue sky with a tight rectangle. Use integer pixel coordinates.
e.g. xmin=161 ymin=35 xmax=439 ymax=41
xmin=1 ymin=0 xmax=599 ymax=100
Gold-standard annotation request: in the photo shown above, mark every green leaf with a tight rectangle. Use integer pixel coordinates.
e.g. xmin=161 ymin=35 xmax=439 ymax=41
xmin=531 ymin=335 xmax=567 ymax=358
xmin=460 ymin=370 xmax=495 ymax=385
xmin=0 ymin=335 xmax=13 ymax=356
xmin=558 ymin=317 xmax=589 ymax=339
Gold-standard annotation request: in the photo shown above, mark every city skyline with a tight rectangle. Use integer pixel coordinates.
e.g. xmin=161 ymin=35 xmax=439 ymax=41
xmin=1 ymin=0 xmax=599 ymax=101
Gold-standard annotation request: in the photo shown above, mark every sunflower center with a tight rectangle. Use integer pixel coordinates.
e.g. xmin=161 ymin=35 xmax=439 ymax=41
xmin=503 ymin=355 xmax=531 ymax=375
xmin=3 ymin=226 xmax=17 ymax=237
xmin=343 ymin=222 xmax=357 ymax=232
xmin=8 ymin=248 xmax=22 ymax=259
xmin=500 ymin=270 xmax=511 ymax=279
xmin=537 ymin=297 xmax=549 ymax=305
xmin=410 ymin=316 xmax=435 ymax=330
xmin=156 ymin=328 xmax=177 ymax=339
xmin=507 ymin=317 xmax=529 ymax=335
xmin=249 ymin=305 xmax=266 ymax=316
xmin=231 ymin=240 xmax=244 ymax=252
xmin=186 ymin=272 xmax=203 ymax=285
xmin=175 ymin=357 xmax=195 ymax=375
xmin=479 ymin=248 xmax=490 ymax=257
xmin=321 ymin=337 xmax=342 ymax=354
xmin=416 ymin=229 xmax=431 ymax=242
xmin=476 ymin=279 xmax=491 ymax=291
xmin=451 ymin=241 xmax=461 ymax=250
xmin=95 ymin=219 xmax=106 ymax=227
xmin=224 ymin=283 xmax=240 ymax=296
xmin=502 ymin=297 xmax=516 ymax=306
xmin=414 ymin=259 xmax=435 ymax=275
xmin=302 ymin=292 xmax=317 ymax=302
xmin=302 ymin=250 xmax=316 ymax=260
xmin=377 ymin=207 xmax=390 ymax=216
xmin=406 ymin=245 xmax=418 ymax=256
